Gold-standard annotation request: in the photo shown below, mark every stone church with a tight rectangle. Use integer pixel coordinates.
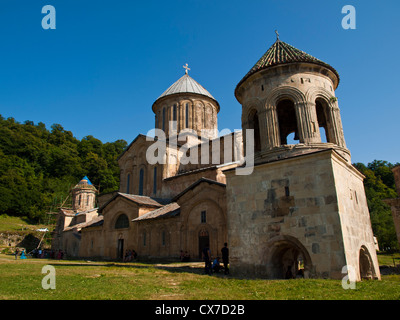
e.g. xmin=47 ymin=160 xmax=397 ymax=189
xmin=52 ymin=36 xmax=380 ymax=281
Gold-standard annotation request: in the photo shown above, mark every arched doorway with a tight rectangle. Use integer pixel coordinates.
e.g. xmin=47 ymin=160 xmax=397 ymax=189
xmin=198 ymin=229 xmax=209 ymax=259
xmin=359 ymin=246 xmax=377 ymax=280
xmin=265 ymin=235 xmax=312 ymax=279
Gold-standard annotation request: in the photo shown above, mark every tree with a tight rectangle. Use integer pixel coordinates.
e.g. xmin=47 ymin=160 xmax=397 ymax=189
xmin=354 ymin=161 xmax=399 ymax=250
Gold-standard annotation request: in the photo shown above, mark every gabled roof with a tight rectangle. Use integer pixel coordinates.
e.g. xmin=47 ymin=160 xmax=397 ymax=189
xmin=172 ymin=177 xmax=226 ymax=202
xmin=98 ymin=192 xmax=169 ymax=213
xmin=132 ymin=202 xmax=180 ymax=222
xmin=117 ymin=134 xmax=150 ymax=161
xmin=64 ymin=215 xmax=104 ymax=232
xmin=235 ymin=39 xmax=340 ymax=94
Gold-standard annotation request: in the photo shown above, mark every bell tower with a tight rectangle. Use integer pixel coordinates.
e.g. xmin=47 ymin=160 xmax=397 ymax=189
xmin=235 ymin=37 xmax=350 ymax=164
xmin=226 ymin=36 xmax=380 ymax=281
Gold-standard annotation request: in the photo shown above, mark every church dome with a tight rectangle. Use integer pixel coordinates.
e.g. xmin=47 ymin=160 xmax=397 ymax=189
xmin=153 ymin=71 xmax=218 ymax=109
xmin=74 ymin=176 xmax=96 ymax=190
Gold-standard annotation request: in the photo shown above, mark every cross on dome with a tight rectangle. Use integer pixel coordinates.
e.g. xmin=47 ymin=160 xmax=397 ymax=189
xmin=183 ymin=63 xmax=190 ymax=74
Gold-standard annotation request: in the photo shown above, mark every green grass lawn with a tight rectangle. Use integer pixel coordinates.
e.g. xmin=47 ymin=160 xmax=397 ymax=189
xmin=0 ymin=254 xmax=399 ymax=300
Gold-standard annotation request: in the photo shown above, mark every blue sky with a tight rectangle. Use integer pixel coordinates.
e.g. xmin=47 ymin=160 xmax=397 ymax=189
xmin=0 ymin=0 xmax=399 ymax=164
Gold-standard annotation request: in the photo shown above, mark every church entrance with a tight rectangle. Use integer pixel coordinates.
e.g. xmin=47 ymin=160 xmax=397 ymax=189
xmin=359 ymin=246 xmax=377 ymax=279
xmin=266 ymin=235 xmax=312 ymax=279
xmin=117 ymin=239 xmax=124 ymax=260
xmin=198 ymin=229 xmax=209 ymax=259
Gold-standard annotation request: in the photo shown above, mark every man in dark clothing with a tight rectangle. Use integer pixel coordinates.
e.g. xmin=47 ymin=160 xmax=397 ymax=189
xmin=221 ymin=242 xmax=229 ymax=275
xmin=202 ymin=244 xmax=212 ymax=275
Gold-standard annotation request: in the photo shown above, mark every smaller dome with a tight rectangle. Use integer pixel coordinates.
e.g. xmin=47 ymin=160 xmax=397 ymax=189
xmin=74 ymin=176 xmax=96 ymax=190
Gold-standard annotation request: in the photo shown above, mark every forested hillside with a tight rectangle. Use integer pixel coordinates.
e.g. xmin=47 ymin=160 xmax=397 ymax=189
xmin=353 ymin=161 xmax=399 ymax=250
xmin=0 ymin=115 xmax=398 ymax=250
xmin=0 ymin=115 xmax=127 ymax=221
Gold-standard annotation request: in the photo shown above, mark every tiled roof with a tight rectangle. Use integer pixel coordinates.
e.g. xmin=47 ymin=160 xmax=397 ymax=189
xmin=99 ymin=192 xmax=170 ymax=213
xmin=64 ymin=215 xmax=104 ymax=231
xmin=118 ymin=193 xmax=168 ymax=207
xmin=236 ymin=40 xmax=340 ymax=91
xmin=154 ymin=73 xmax=217 ymax=104
xmin=73 ymin=176 xmax=97 ymax=191
xmin=133 ymin=202 xmax=180 ymax=222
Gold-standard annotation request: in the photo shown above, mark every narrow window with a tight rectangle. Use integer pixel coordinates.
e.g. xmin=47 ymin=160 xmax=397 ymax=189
xmin=143 ymin=231 xmax=146 ymax=246
xmin=126 ymin=174 xmax=130 ymax=194
xmin=153 ymin=167 xmax=157 ymax=195
xmin=162 ymin=108 xmax=166 ymax=131
xmin=285 ymin=186 xmax=290 ymax=197
xmin=185 ymin=103 xmax=189 ymax=128
xmin=201 ymin=211 xmax=206 ymax=223
xmin=173 ymin=104 xmax=177 ymax=131
xmin=162 ymin=230 xmax=166 ymax=246
xmin=139 ymin=169 xmax=144 ymax=196
xmin=78 ymin=195 xmax=81 ymax=206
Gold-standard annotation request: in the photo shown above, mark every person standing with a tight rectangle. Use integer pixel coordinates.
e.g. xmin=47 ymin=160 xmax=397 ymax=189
xmin=202 ymin=244 xmax=212 ymax=275
xmin=221 ymin=242 xmax=229 ymax=275
xmin=14 ymin=248 xmax=19 ymax=260
xmin=20 ymin=249 xmax=27 ymax=260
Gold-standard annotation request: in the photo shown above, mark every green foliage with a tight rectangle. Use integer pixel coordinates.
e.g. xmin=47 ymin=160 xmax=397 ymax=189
xmin=0 ymin=115 xmax=127 ymax=222
xmin=353 ymin=160 xmax=399 ymax=251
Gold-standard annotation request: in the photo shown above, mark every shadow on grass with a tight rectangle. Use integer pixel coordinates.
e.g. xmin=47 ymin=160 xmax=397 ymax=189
xmin=48 ymin=258 xmax=239 ymax=278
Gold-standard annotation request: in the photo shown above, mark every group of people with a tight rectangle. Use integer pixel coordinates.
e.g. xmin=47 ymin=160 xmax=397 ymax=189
xmin=123 ymin=249 xmax=137 ymax=262
xmin=179 ymin=250 xmax=191 ymax=262
xmin=14 ymin=248 xmax=26 ymax=260
xmin=202 ymin=242 xmax=229 ymax=275
xmin=14 ymin=248 xmax=65 ymax=260
xmin=31 ymin=248 xmax=65 ymax=259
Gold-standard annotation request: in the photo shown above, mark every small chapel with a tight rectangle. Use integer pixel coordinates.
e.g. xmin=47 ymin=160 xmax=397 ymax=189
xmin=52 ymin=36 xmax=380 ymax=281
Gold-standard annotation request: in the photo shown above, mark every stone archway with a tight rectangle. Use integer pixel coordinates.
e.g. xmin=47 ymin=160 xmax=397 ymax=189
xmin=265 ymin=235 xmax=313 ymax=279
xmin=359 ymin=245 xmax=377 ymax=280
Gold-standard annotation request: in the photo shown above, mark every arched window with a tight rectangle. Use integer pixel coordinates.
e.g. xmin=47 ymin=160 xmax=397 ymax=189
xmin=185 ymin=103 xmax=189 ymax=128
xmin=277 ymin=99 xmax=299 ymax=145
xmin=143 ymin=231 xmax=147 ymax=246
xmin=153 ymin=167 xmax=157 ymax=195
xmin=115 ymin=214 xmax=129 ymax=229
xmin=315 ymin=98 xmax=332 ymax=143
xmin=126 ymin=174 xmax=130 ymax=194
xmin=161 ymin=230 xmax=166 ymax=246
xmin=139 ymin=168 xmax=144 ymax=196
xmin=248 ymin=109 xmax=261 ymax=152
xmin=162 ymin=107 xmax=166 ymax=131
xmin=172 ymin=104 xmax=177 ymax=131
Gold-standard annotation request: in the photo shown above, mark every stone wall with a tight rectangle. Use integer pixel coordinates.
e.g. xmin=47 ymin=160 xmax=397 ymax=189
xmin=226 ymin=149 xmax=379 ymax=280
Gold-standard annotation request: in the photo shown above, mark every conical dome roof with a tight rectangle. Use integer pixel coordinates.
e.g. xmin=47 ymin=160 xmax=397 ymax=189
xmin=236 ymin=39 xmax=340 ymax=95
xmin=153 ymin=73 xmax=218 ymax=108
xmin=73 ymin=176 xmax=96 ymax=190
